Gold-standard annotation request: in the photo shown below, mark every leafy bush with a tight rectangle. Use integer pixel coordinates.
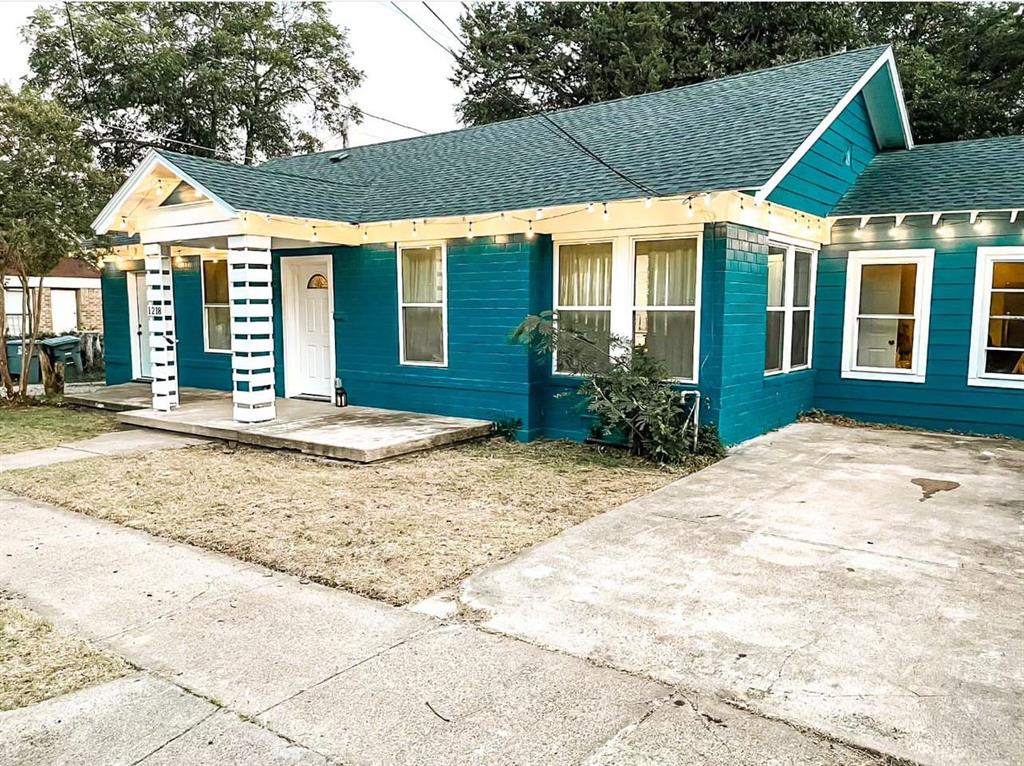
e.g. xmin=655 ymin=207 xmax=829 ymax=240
xmin=491 ymin=417 xmax=523 ymax=440
xmin=513 ymin=312 xmax=723 ymax=463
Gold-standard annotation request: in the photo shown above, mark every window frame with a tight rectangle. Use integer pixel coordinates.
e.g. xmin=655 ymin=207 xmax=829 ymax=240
xmin=841 ymin=248 xmax=934 ymax=384
xmin=396 ymin=241 xmax=448 ymax=368
xmin=3 ymin=287 xmax=27 ymax=336
xmin=200 ymin=254 xmax=232 ymax=355
xmin=552 ymin=237 xmax=616 ymax=376
xmin=764 ymin=240 xmax=818 ymax=376
xmin=968 ymin=246 xmax=1024 ymax=390
xmin=551 ymin=228 xmax=703 ymax=384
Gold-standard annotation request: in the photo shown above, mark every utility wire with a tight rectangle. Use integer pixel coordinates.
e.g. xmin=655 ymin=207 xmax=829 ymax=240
xmin=422 ymin=2 xmax=465 ymax=46
xmin=390 ymin=1 xmax=661 ymax=198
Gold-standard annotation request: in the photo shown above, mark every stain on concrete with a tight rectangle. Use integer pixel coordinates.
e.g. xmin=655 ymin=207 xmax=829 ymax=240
xmin=910 ymin=478 xmax=960 ymax=502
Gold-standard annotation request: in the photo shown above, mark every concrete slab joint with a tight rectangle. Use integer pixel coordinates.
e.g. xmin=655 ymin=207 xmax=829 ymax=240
xmin=227 ymin=234 xmax=276 ymax=424
xmin=143 ymin=243 xmax=179 ymax=411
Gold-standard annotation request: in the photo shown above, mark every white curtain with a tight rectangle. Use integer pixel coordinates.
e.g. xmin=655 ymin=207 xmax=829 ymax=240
xmin=559 ymin=243 xmax=612 ymax=306
xmin=634 ymin=239 xmax=697 ymax=307
xmin=402 ymin=247 xmax=442 ymax=303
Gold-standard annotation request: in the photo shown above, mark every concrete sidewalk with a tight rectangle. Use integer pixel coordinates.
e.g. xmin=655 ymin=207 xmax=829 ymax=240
xmin=0 ymin=493 xmax=878 ymax=765
xmin=0 ymin=429 xmax=203 ymax=472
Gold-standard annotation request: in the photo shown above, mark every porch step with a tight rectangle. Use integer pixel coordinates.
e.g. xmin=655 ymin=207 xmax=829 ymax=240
xmin=116 ymin=394 xmax=493 ymax=463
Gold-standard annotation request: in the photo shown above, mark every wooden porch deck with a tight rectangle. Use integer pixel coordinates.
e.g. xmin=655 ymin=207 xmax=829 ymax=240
xmin=68 ymin=383 xmax=492 ymax=463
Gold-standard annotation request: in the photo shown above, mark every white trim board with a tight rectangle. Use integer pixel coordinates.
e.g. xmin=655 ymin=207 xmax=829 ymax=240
xmin=755 ymin=47 xmax=913 ymax=204
xmin=2 ymin=276 xmax=99 ymax=290
xmin=840 ymin=248 xmax=934 ymax=384
xmin=968 ymin=246 xmax=1024 ymax=390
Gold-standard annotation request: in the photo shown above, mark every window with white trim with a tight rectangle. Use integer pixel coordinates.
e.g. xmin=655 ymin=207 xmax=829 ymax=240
xmin=553 ymin=231 xmax=702 ymax=382
xmin=765 ymin=244 xmax=816 ymax=374
xmin=969 ymin=247 xmax=1024 ymax=388
xmin=554 ymin=241 xmax=613 ymax=373
xmin=633 ymin=237 xmax=699 ymax=379
xmin=3 ymin=288 xmax=27 ymax=336
xmin=201 ymin=257 xmax=231 ymax=352
xmin=841 ymin=249 xmax=934 ymax=383
xmin=398 ymin=243 xmax=447 ymax=366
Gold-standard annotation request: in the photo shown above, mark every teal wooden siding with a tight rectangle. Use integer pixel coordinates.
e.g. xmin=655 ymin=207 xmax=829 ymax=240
xmin=814 ymin=218 xmax=1024 ymax=439
xmin=100 ymin=262 xmax=134 ymax=385
xmin=171 ymin=256 xmax=232 ymax=391
xmin=768 ymin=93 xmax=878 ymax=217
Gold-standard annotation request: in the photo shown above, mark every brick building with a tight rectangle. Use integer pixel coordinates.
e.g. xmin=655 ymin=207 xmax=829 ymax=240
xmin=3 ymin=257 xmax=103 ymax=336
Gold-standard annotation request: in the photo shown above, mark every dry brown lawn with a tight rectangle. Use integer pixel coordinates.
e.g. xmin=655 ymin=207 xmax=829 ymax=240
xmin=0 ymin=595 xmax=128 ymax=710
xmin=0 ymin=439 xmax=708 ymax=605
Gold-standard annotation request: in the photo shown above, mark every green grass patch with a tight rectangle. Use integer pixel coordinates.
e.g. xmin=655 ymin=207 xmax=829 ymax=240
xmin=0 ymin=402 xmax=120 ymax=455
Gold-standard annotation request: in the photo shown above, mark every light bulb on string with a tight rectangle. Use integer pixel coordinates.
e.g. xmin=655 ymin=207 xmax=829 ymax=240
xmin=526 ymin=220 xmax=535 ymax=239
xmin=602 ymin=203 xmax=609 ymax=222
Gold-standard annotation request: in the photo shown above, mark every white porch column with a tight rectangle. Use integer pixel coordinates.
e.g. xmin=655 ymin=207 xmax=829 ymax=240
xmin=143 ymin=243 xmax=179 ymax=411
xmin=227 ymin=235 xmax=276 ymax=423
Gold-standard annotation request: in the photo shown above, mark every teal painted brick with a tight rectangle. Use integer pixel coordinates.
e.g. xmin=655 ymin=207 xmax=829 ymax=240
xmin=769 ymin=93 xmax=878 ymax=217
xmin=814 ymin=219 xmax=1024 ymax=439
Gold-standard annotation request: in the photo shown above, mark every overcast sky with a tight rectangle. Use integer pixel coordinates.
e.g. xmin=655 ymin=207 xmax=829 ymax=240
xmin=0 ymin=1 xmax=465 ymax=149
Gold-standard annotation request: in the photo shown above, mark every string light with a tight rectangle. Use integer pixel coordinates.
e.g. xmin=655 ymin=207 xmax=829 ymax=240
xmin=412 ymin=220 xmax=418 ymax=238
xmin=644 ymin=197 xmax=652 ymax=209
xmin=466 ymin=221 xmax=474 ymax=239
xmin=602 ymin=203 xmax=609 ymax=222
xmin=362 ymin=227 xmax=369 ymax=241
xmin=937 ymin=225 xmax=953 ymax=238
xmin=703 ymin=192 xmax=712 ymax=205
xmin=586 ymin=203 xmax=595 ymax=214
xmin=311 ymin=225 xmax=319 ymax=241
xmin=526 ymin=220 xmax=535 ymax=239
xmin=685 ymin=199 xmax=694 ymax=218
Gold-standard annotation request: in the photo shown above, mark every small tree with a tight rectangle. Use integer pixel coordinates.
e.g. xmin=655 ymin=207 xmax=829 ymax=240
xmin=0 ymin=86 xmax=112 ymax=399
xmin=513 ymin=311 xmax=723 ymax=463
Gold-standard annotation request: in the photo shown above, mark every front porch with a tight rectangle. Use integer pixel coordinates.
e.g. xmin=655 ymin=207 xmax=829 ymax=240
xmin=70 ymin=383 xmax=492 ymax=462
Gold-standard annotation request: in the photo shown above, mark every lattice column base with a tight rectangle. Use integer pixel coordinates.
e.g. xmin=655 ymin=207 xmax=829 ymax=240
xmin=143 ymin=243 xmax=179 ymax=411
xmin=227 ymin=235 xmax=276 ymax=423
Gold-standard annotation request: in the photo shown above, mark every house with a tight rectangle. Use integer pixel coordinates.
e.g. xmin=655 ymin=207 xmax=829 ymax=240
xmin=90 ymin=45 xmax=1024 ymax=443
xmin=3 ymin=257 xmax=103 ymax=337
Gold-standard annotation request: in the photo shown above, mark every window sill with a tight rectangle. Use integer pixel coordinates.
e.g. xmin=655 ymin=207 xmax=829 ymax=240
xmin=204 ymin=347 xmax=232 ymax=355
xmin=841 ymin=368 xmax=925 ymax=384
xmin=967 ymin=376 xmax=1024 ymax=390
xmin=399 ymin=360 xmax=448 ymax=369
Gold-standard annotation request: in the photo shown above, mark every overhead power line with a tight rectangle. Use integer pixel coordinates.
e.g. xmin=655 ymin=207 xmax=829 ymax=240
xmin=389 ymin=1 xmax=661 ymax=198
xmin=422 ymin=2 xmax=465 ymax=46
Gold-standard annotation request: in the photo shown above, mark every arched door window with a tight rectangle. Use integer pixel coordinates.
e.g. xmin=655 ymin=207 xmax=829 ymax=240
xmin=306 ymin=273 xmax=328 ymax=289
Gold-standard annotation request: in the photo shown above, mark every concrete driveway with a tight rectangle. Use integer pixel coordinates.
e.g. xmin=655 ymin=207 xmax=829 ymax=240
xmin=461 ymin=423 xmax=1024 ymax=766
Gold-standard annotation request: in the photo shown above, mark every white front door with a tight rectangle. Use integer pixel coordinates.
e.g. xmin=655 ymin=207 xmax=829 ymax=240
xmin=283 ymin=257 xmax=333 ymax=398
xmin=128 ymin=271 xmax=153 ymax=379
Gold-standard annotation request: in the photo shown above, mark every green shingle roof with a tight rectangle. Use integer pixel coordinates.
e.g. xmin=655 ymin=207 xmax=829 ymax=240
xmin=160 ymin=46 xmax=893 ymax=225
xmin=831 ymin=135 xmax=1024 ymax=216
xmin=155 ymin=150 xmax=366 ymax=222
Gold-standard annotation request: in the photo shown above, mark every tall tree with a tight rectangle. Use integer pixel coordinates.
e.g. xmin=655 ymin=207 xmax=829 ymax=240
xmin=22 ymin=2 xmax=364 ymax=169
xmin=0 ymin=86 xmax=114 ymax=398
xmin=453 ymin=2 xmax=1024 ymax=143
